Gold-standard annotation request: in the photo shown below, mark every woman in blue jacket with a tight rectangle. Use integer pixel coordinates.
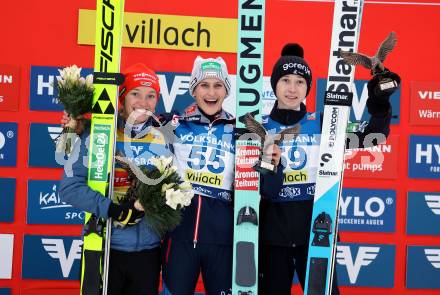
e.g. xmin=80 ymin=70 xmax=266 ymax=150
xmin=60 ymin=63 xmax=167 ymax=295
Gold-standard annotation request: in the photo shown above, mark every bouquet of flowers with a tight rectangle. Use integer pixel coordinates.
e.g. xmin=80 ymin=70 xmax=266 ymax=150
xmin=56 ymin=65 xmax=94 ymax=154
xmin=116 ymin=155 xmax=194 ymax=237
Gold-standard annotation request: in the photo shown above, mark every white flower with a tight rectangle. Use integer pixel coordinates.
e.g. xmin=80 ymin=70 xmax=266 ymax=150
xmin=165 ymin=189 xmax=183 ymax=210
xmin=161 ymin=183 xmax=175 ymax=194
xmin=180 ymin=191 xmax=194 ymax=207
xmin=151 ymin=156 xmax=173 ymax=173
xmin=85 ymin=74 xmax=94 ymax=89
xmin=178 ymin=181 xmax=192 ymax=192
xmin=57 ymin=65 xmax=85 ymax=87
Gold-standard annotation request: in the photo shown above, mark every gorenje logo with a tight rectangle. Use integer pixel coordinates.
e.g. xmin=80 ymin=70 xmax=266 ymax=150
xmin=426 ymin=195 xmax=440 ymax=215
xmin=336 ymin=245 xmax=380 ymax=284
xmin=409 ymin=135 xmax=440 ymax=179
xmin=425 ymin=249 xmax=440 ymax=268
xmin=339 ymin=189 xmax=396 ymax=233
xmin=335 ymin=243 xmax=395 ymax=287
xmin=407 ymin=245 xmax=440 ymax=288
xmin=42 ymin=238 xmax=83 ymax=278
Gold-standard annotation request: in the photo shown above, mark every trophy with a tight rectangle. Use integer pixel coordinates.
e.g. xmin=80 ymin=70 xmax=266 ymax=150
xmin=242 ymin=113 xmax=300 ymax=174
xmin=339 ymin=31 xmax=398 ymax=94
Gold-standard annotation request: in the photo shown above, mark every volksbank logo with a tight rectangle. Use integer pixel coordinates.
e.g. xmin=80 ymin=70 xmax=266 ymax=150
xmin=339 ymin=188 xmax=396 ymax=233
xmin=42 ymin=238 xmax=82 ymax=278
xmin=336 ymin=245 xmax=380 ymax=284
xmin=408 ymin=135 xmax=440 ymax=179
xmin=29 ymin=123 xmax=63 ymax=168
xmin=425 ymin=249 xmax=440 ymax=268
xmin=22 ymin=235 xmax=82 ymax=280
xmin=336 ymin=243 xmax=395 ymax=287
xmin=407 ymin=246 xmax=440 ymax=288
xmin=48 ymin=126 xmax=63 ymax=144
xmin=426 ymin=195 xmax=440 ymax=215
xmin=407 ymin=192 xmax=440 ymax=235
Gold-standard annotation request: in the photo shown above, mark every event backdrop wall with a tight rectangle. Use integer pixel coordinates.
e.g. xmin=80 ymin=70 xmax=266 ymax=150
xmin=1 ymin=0 xmax=439 ymax=294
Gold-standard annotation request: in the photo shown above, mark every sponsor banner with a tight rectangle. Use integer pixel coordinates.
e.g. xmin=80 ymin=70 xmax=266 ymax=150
xmin=407 ymin=246 xmax=440 ymax=289
xmin=29 ymin=65 xmax=93 ymax=111
xmin=0 ymin=234 xmax=14 ymax=279
xmin=339 ymin=188 xmax=396 ymax=233
xmin=316 ymin=78 xmax=400 ymax=125
xmin=407 ymin=191 xmax=440 ymax=235
xmin=408 ymin=135 xmax=440 ymax=179
xmin=0 ymin=122 xmax=18 ymax=167
xmin=27 ymin=66 xmax=278 ymax=117
xmin=28 ymin=123 xmax=64 ymax=168
xmin=234 ymin=143 xmax=260 ymax=190
xmin=336 ymin=243 xmax=395 ymax=287
xmin=0 ymin=289 xmax=11 ymax=295
xmin=78 ymin=10 xmax=237 ymax=53
xmin=0 ymin=64 xmax=20 ymax=111
xmin=344 ymin=134 xmax=398 ymax=179
xmin=0 ymin=178 xmax=16 ymax=222
xmin=410 ymin=81 xmax=440 ymax=126
xmin=22 ymin=235 xmax=82 ymax=280
xmin=27 ymin=180 xmax=84 ymax=224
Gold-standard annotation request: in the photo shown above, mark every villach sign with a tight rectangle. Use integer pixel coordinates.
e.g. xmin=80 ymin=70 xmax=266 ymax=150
xmin=77 ymin=10 xmax=238 ymax=53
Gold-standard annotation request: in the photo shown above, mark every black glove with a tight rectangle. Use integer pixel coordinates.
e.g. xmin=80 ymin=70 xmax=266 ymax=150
xmin=366 ymin=69 xmax=401 ymax=115
xmin=107 ymin=200 xmax=144 ymax=226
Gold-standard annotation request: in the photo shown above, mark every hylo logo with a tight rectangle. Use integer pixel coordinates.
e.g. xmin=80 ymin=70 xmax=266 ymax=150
xmin=336 ymin=245 xmax=380 ymax=283
xmin=339 ymin=196 xmax=392 ymax=217
xmin=42 ymin=238 xmax=82 ymax=278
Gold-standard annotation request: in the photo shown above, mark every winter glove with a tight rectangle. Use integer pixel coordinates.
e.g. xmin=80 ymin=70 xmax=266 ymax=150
xmin=366 ymin=69 xmax=401 ymax=115
xmin=107 ymin=199 xmax=144 ymax=227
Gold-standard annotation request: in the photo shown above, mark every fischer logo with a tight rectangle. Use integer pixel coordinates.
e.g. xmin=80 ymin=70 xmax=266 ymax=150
xmin=336 ymin=245 xmax=380 ymax=284
xmin=425 ymin=195 xmax=440 ymax=215
xmin=99 ymin=0 xmax=115 ymax=71
xmin=425 ymin=249 xmax=440 ymax=268
xmin=42 ymin=238 xmax=82 ymax=278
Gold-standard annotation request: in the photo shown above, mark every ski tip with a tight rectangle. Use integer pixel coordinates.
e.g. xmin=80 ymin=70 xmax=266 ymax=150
xmin=281 ymin=43 xmax=304 ymax=58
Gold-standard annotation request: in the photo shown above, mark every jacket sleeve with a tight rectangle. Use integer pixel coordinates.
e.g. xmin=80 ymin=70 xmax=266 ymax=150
xmin=260 ymin=163 xmax=284 ymax=198
xmin=346 ymin=107 xmax=392 ymax=149
xmin=59 ymin=130 xmax=112 ymax=219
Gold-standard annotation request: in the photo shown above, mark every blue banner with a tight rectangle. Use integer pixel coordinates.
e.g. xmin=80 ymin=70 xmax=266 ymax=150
xmin=408 ymin=135 xmax=440 ymax=179
xmin=338 ymin=188 xmax=396 ymax=232
xmin=29 ymin=65 xmax=93 ymax=111
xmin=407 ymin=246 xmax=440 ymax=289
xmin=336 ymin=243 xmax=395 ymax=287
xmin=0 ymin=122 xmax=18 ymax=167
xmin=27 ymin=180 xmax=84 ymax=224
xmin=28 ymin=123 xmax=64 ymax=168
xmin=0 ymin=178 xmax=15 ymax=222
xmin=407 ymin=191 xmax=440 ymax=235
xmin=22 ymin=235 xmax=82 ymax=280
xmin=316 ymin=79 xmax=400 ymax=124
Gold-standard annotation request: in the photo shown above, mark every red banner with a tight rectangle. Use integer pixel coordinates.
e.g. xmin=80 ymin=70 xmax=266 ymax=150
xmin=0 ymin=64 xmax=20 ymax=111
xmin=410 ymin=81 xmax=440 ymax=126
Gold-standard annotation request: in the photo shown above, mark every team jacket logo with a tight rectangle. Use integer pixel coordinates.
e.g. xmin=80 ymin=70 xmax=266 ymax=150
xmin=42 ymin=238 xmax=82 ymax=278
xmin=336 ymin=245 xmax=380 ymax=284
